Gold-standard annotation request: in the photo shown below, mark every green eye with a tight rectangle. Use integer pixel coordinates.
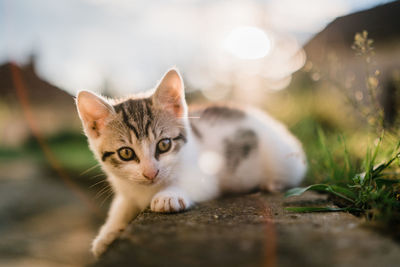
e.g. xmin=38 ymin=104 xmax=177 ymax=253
xmin=157 ymin=138 xmax=172 ymax=153
xmin=117 ymin=147 xmax=137 ymax=161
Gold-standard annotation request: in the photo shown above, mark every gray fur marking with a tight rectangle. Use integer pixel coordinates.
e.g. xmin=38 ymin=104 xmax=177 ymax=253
xmin=224 ymin=128 xmax=258 ymax=171
xmin=110 ymin=157 xmax=122 ymax=168
xmin=201 ymin=106 xmax=245 ymax=121
xmin=190 ymin=122 xmax=202 ymax=139
xmin=102 ymin=151 xmax=115 ymax=161
xmin=113 ymin=97 xmax=188 ymax=160
xmin=114 ymin=98 xmax=154 ymax=140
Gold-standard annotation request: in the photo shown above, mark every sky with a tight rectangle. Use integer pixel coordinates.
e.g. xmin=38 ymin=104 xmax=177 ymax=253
xmin=0 ymin=0 xmax=395 ymax=97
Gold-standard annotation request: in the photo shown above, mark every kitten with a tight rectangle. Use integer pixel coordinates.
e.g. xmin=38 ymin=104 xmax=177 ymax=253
xmin=76 ymin=68 xmax=307 ymax=258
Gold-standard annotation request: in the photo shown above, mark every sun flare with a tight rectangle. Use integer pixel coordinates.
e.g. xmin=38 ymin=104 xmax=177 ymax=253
xmin=224 ymin=26 xmax=271 ymax=60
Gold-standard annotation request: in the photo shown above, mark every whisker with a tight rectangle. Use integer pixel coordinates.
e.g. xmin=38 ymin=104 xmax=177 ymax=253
xmin=80 ymin=164 xmax=100 ymax=176
xmin=89 ymin=179 xmax=108 ymax=189
xmin=95 ymin=185 xmax=112 ymax=200
xmin=178 ymin=116 xmax=200 ymax=119
xmin=89 ymin=173 xmax=106 ymax=180
xmin=100 ymin=190 xmax=114 ymax=207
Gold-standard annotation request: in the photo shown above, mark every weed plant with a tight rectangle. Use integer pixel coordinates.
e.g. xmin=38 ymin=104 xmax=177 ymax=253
xmin=286 ymin=31 xmax=400 ymax=231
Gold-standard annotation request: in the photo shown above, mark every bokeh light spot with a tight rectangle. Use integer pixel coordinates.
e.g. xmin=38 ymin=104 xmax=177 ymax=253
xmin=224 ymin=27 xmax=271 ymax=60
xmin=198 ymin=151 xmax=224 ymax=175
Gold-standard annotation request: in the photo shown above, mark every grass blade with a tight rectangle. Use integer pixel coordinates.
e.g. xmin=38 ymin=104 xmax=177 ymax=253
xmin=329 ymin=185 xmax=357 ymax=200
xmin=340 ymin=134 xmax=353 ymax=178
xmin=285 ymin=184 xmax=356 ymax=203
xmin=317 ymin=127 xmax=336 ymax=181
xmin=325 ymin=186 xmax=355 ymax=203
xmin=284 ymin=184 xmax=330 ymax=198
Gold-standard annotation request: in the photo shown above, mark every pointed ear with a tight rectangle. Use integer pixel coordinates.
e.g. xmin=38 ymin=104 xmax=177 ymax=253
xmin=76 ymin=90 xmax=114 ymax=138
xmin=152 ymin=68 xmax=187 ymax=117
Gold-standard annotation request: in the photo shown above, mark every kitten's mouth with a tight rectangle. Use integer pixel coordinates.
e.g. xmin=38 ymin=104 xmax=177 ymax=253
xmin=135 ymin=178 xmax=160 ymax=186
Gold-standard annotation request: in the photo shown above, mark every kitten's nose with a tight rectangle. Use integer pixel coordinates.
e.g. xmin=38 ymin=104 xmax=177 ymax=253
xmin=143 ymin=169 xmax=159 ymax=180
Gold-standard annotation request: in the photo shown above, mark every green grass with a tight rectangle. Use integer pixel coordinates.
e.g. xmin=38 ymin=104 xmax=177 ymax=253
xmin=284 ymin=31 xmax=400 ymax=230
xmin=285 ymin=127 xmax=400 ymax=228
xmin=0 ymin=131 xmax=99 ymax=176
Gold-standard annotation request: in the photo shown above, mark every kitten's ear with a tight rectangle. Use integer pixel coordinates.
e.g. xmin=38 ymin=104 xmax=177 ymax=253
xmin=76 ymin=90 xmax=114 ymax=138
xmin=152 ymin=68 xmax=187 ymax=117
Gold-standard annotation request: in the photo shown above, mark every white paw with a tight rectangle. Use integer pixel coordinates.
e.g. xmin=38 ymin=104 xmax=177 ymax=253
xmin=150 ymin=192 xmax=191 ymax=213
xmin=91 ymin=229 xmax=123 ymax=258
xmin=262 ymin=180 xmax=286 ymax=193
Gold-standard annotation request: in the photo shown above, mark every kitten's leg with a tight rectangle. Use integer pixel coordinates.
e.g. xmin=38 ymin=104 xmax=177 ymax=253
xmin=92 ymin=195 xmax=139 ymax=258
xmin=150 ymin=186 xmax=192 ymax=213
xmin=260 ymin=179 xmax=286 ymax=193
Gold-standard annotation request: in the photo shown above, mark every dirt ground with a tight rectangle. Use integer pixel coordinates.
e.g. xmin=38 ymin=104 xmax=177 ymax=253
xmin=0 ymin=160 xmax=100 ymax=267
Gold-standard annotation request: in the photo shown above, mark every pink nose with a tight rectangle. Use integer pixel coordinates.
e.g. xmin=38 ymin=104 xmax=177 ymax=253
xmin=143 ymin=169 xmax=159 ymax=180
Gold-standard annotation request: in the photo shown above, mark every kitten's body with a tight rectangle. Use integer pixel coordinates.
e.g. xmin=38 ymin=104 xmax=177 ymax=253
xmin=76 ymin=69 xmax=306 ymax=257
xmin=189 ymin=106 xmax=305 ymax=194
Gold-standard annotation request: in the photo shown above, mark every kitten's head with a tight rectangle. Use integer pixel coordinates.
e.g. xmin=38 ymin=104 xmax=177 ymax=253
xmin=76 ymin=69 xmax=188 ymax=185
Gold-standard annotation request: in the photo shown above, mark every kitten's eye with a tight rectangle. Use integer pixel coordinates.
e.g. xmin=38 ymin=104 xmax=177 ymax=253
xmin=117 ymin=147 xmax=137 ymax=161
xmin=157 ymin=138 xmax=172 ymax=153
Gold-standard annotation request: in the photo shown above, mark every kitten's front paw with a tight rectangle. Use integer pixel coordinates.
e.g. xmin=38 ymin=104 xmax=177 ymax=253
xmin=261 ymin=180 xmax=286 ymax=193
xmin=150 ymin=192 xmax=191 ymax=213
xmin=91 ymin=229 xmax=123 ymax=258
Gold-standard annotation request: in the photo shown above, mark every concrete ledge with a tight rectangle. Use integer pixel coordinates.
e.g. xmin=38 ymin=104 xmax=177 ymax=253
xmin=94 ymin=192 xmax=400 ymax=267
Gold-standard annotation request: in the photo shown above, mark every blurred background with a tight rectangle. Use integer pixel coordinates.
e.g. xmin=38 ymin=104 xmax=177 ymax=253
xmin=0 ymin=0 xmax=399 ymax=266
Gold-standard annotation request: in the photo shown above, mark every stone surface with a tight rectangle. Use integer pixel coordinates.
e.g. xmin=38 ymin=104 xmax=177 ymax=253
xmin=94 ymin=192 xmax=400 ymax=267
xmin=2 ymin=158 xmax=399 ymax=267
